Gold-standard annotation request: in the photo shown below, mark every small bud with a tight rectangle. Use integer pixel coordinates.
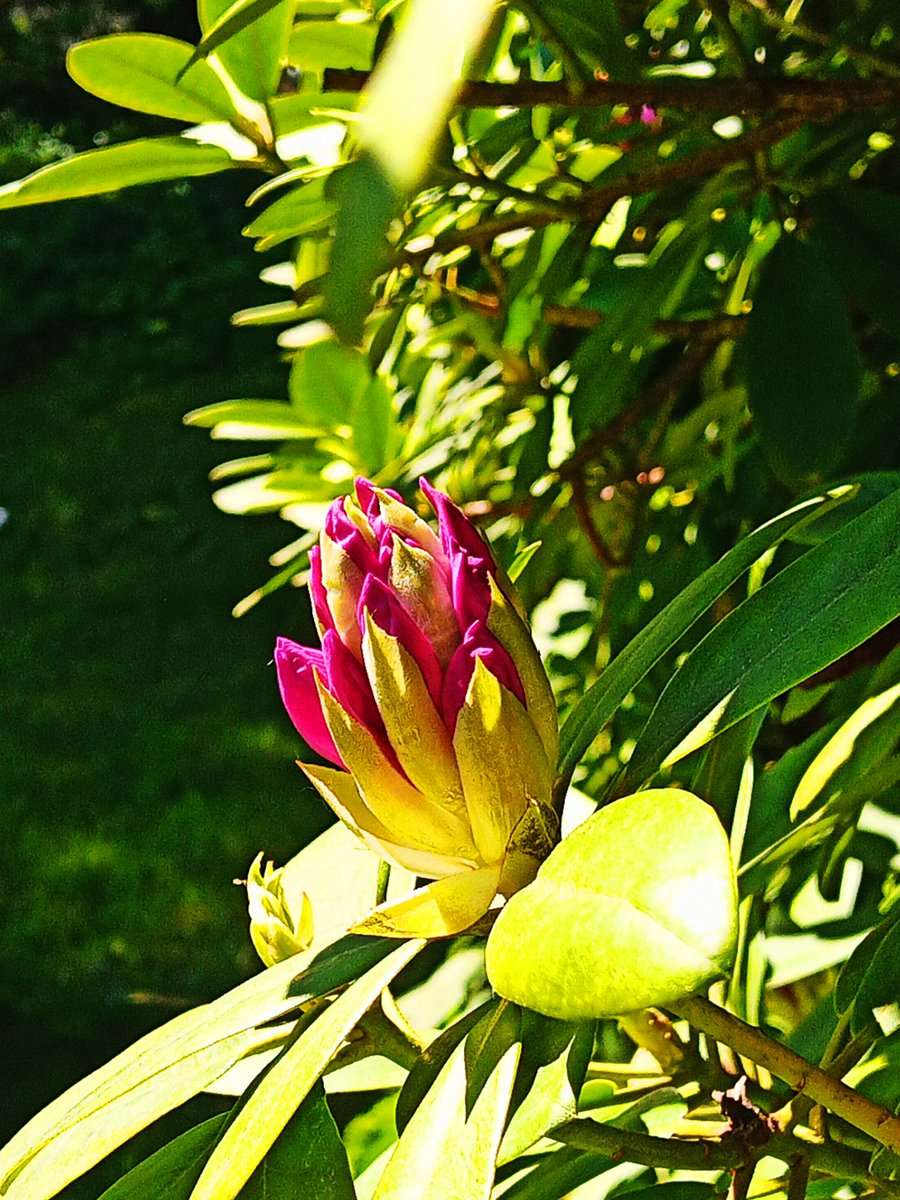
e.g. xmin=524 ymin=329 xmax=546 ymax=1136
xmin=246 ymin=853 xmax=314 ymax=968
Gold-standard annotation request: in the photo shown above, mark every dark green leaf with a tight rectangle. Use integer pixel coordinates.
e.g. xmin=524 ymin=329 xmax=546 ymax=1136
xmin=97 ymin=1117 xmax=226 ymax=1200
xmin=325 ymin=154 xmax=400 ymax=344
xmin=499 ymin=1016 xmax=594 ymax=1165
xmin=395 ymin=1003 xmax=493 ymax=1134
xmin=558 ymin=487 xmax=851 ymax=789
xmin=620 ymin=488 xmax=900 ymax=792
xmin=371 ymin=1001 xmax=521 ymax=1200
xmin=743 ymin=234 xmax=859 ymax=486
xmin=811 ymin=187 xmax=900 ymax=340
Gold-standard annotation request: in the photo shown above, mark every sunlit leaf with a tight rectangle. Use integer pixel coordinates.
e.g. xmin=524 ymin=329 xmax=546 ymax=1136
xmin=0 ymin=138 xmax=238 ymax=209
xmin=67 ymin=35 xmax=237 ymax=124
xmin=486 ymin=790 xmax=737 ymax=1019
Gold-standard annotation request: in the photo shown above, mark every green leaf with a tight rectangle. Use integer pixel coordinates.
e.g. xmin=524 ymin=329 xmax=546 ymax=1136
xmin=239 ymin=1082 xmax=356 ymax=1200
xmin=743 ymin=234 xmax=859 ymax=486
xmin=97 ymin=1117 xmax=226 ymax=1200
xmin=371 ymin=1001 xmax=521 ymax=1200
xmin=184 ymin=399 xmax=324 ymax=440
xmin=0 ymin=138 xmax=238 ymax=209
xmin=67 ymin=35 xmax=237 ymax=123
xmin=557 ymin=487 xmax=852 ymax=789
xmin=243 ymin=180 xmax=336 ymax=252
xmin=499 ymin=1016 xmax=594 ymax=1165
xmin=0 ymin=935 xmax=396 ymax=1200
xmin=190 ymin=940 xmax=423 ymax=1200
xmin=841 ymin=916 xmax=900 ymax=1034
xmin=571 ymin=205 xmax=714 ymax=441
xmin=289 ymin=20 xmax=377 ymax=72
xmin=289 ymin=340 xmax=372 ymax=427
xmin=619 ymin=487 xmax=900 ymax=792
xmin=325 ymin=153 xmax=399 ymax=344
xmin=486 ymin=789 xmax=737 ymax=1020
xmin=395 ymin=1003 xmax=493 ymax=1134
xmin=811 ymin=187 xmax=900 ymax=340
xmin=194 ymin=0 xmax=297 ymax=101
xmin=352 ymin=375 xmax=398 ymax=474
xmin=497 ymin=1147 xmax=615 ymax=1200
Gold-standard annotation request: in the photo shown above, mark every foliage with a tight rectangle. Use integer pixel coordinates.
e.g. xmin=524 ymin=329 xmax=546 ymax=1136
xmin=2 ymin=0 xmax=900 ymax=1199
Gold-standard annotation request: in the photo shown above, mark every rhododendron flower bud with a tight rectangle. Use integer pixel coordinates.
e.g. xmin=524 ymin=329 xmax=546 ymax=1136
xmin=275 ymin=478 xmax=559 ymax=937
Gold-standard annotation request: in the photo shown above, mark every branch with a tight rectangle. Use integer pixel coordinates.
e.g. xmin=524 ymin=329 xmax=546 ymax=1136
xmin=730 ymin=0 xmax=900 ymax=80
xmin=400 ymin=113 xmax=806 ymax=262
xmin=543 ymin=306 xmax=748 ymax=341
xmin=551 ymin=1117 xmax=900 ymax=1193
xmin=325 ymin=70 xmax=900 ymax=113
xmin=671 ymin=995 xmax=900 ymax=1156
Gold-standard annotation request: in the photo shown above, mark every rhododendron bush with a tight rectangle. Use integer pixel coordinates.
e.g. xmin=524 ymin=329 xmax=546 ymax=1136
xmin=2 ymin=1 xmax=900 ymax=1198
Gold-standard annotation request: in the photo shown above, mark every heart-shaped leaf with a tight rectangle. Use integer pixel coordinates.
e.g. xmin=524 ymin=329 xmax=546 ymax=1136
xmin=485 ymin=789 xmax=737 ymax=1020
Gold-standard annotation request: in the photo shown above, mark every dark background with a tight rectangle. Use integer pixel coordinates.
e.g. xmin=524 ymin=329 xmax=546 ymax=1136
xmin=1 ymin=0 xmax=327 ymax=1142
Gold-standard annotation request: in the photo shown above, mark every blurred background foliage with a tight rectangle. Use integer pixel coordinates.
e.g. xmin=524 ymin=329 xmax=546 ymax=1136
xmin=2 ymin=0 xmax=899 ymax=1176
xmin=0 ymin=0 xmax=330 ymax=1144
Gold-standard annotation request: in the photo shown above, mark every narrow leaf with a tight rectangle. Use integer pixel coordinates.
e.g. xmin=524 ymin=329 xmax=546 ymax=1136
xmin=0 ymin=138 xmax=237 ymax=209
xmin=190 ymin=939 xmax=423 ymax=1200
xmin=372 ymin=1001 xmax=521 ymax=1200
xmin=557 ymin=488 xmax=852 ymax=788
xmin=96 ymin=1117 xmax=226 ymax=1200
xmin=620 ymin=488 xmax=900 ymax=792
xmin=743 ymin=234 xmax=859 ymax=486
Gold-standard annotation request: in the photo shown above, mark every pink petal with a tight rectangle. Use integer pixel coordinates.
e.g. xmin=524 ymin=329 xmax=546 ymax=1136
xmin=274 ymin=637 xmax=345 ymax=767
xmin=358 ymin=575 xmax=444 ymax=703
xmin=324 ymin=496 xmax=380 ymax=577
xmin=441 ymin=621 xmax=526 ymax=732
xmin=307 ymin=546 xmax=334 ymax=634
xmin=419 ymin=478 xmax=496 ymax=630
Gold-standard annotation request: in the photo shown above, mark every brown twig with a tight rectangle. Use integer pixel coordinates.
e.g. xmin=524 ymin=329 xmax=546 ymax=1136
xmin=544 ymin=306 xmax=748 ymax=340
xmin=558 ymin=339 xmax=720 ymax=480
xmin=324 ymin=70 xmax=900 ymax=112
xmin=400 ymin=112 xmax=806 ymax=262
xmin=571 ymin=475 xmax=624 ymax=568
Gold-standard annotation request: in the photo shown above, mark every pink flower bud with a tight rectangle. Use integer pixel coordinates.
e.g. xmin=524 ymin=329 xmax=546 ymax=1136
xmin=275 ymin=478 xmax=559 ymax=937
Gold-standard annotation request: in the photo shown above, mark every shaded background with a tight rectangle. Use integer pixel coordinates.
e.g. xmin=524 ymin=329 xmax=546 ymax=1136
xmin=1 ymin=0 xmax=327 ymax=1142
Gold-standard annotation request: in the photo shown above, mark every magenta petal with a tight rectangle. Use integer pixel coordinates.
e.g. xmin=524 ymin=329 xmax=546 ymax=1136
xmin=324 ymin=497 xmax=380 ymax=577
xmin=354 ymin=478 xmax=403 ymax=544
xmin=322 ymin=628 xmax=383 ymax=735
xmin=441 ymin=621 xmax=526 ymax=732
xmin=307 ymin=546 xmax=334 ymax=633
xmin=420 ymin=478 xmax=495 ymax=629
xmin=274 ymin=637 xmax=345 ymax=768
xmin=358 ymin=576 xmax=444 ymax=703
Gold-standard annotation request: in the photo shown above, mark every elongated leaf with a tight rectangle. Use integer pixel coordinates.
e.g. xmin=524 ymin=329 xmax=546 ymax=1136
xmin=743 ymin=234 xmax=859 ymax=486
xmin=97 ymin=1117 xmax=226 ymax=1200
xmin=0 ymin=935 xmax=395 ymax=1200
xmin=184 ymin=399 xmax=323 ymax=439
xmin=243 ymin=180 xmax=336 ymax=252
xmin=190 ymin=940 xmax=423 ymax=1200
xmin=395 ymin=1003 xmax=493 ymax=1133
xmin=3 ymin=1028 xmax=269 ymax=1200
xmin=848 ymin=917 xmax=900 ymax=1035
xmin=372 ymin=1001 xmax=521 ymax=1200
xmin=499 ymin=1146 xmax=615 ymax=1200
xmin=193 ymin=0 xmax=296 ymax=101
xmin=0 ymin=138 xmax=237 ymax=209
xmin=67 ymin=35 xmax=237 ymax=123
xmin=499 ymin=1016 xmax=594 ymax=1165
xmin=619 ymin=488 xmax=900 ymax=792
xmin=557 ymin=488 xmax=851 ymax=789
